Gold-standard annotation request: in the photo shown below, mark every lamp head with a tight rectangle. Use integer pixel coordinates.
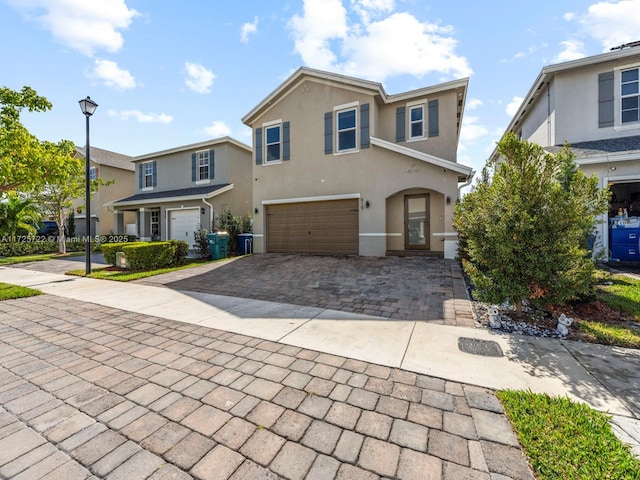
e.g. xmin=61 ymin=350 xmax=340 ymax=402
xmin=79 ymin=96 xmax=98 ymax=116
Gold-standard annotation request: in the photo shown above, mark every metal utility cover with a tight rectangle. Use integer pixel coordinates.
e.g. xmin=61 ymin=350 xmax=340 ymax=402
xmin=457 ymin=337 xmax=504 ymax=357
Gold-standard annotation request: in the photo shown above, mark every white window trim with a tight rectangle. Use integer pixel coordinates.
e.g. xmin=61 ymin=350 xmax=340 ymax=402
xmin=335 ymin=106 xmax=359 ymax=154
xmin=264 ymin=123 xmax=283 ymax=164
xmin=196 ymin=150 xmax=210 ymax=182
xmin=613 ymin=63 xmax=640 ymax=130
xmin=150 ymin=210 xmax=160 ymax=237
xmin=408 ymin=104 xmax=426 ymax=142
xmin=142 ymin=161 xmax=154 ymax=191
xmin=89 ymin=166 xmax=97 ymax=180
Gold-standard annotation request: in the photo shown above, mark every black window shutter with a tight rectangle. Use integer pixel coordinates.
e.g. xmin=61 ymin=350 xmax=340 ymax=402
xmin=360 ymin=103 xmax=370 ymax=149
xmin=138 ymin=164 xmax=142 ymax=189
xmin=152 ymin=161 xmax=157 ymax=187
xmin=283 ymin=122 xmax=290 ymax=161
xmin=324 ymin=112 xmax=333 ymax=154
xmin=255 ymin=128 xmax=262 ymax=165
xmin=428 ymin=100 xmax=439 ymax=137
xmin=396 ymin=107 xmax=406 ymax=142
xmin=191 ymin=153 xmax=196 ymax=181
xmin=598 ymin=72 xmax=614 ymax=128
xmin=209 ymin=150 xmax=215 ymax=179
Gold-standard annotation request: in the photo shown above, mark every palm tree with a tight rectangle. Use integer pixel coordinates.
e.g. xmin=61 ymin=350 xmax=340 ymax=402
xmin=0 ymin=192 xmax=42 ymax=238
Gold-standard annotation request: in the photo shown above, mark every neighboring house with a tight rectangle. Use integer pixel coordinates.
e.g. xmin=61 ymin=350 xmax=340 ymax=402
xmin=490 ymin=42 xmax=640 ymax=260
xmin=106 ymin=137 xmax=253 ymax=248
xmin=242 ymin=67 xmax=474 ymax=258
xmin=74 ymin=147 xmax=135 ymax=237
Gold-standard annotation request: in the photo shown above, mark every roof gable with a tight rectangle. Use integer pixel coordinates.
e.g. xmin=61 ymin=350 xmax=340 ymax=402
xmin=242 ymin=66 xmax=469 ymax=127
xmin=75 ymin=146 xmax=135 ymax=171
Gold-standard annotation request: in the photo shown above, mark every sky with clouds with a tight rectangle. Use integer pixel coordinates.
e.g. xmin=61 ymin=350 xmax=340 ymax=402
xmin=2 ymin=0 xmax=640 ymax=176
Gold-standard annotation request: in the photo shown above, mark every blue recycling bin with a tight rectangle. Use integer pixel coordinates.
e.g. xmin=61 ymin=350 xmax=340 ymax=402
xmin=207 ymin=231 xmax=229 ymax=259
xmin=237 ymin=233 xmax=253 ymax=255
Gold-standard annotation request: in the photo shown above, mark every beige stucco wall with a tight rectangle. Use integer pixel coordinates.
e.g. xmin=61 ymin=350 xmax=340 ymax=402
xmin=249 ymin=77 xmax=464 ymax=257
xmin=73 ymin=162 xmax=135 ymax=236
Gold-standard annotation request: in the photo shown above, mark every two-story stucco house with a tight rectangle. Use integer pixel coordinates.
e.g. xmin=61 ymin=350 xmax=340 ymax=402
xmin=242 ymin=67 xmax=474 ymax=258
xmin=106 ymin=137 xmax=253 ymax=248
xmin=491 ymin=43 xmax=640 ymax=260
xmin=74 ymin=147 xmax=136 ymax=237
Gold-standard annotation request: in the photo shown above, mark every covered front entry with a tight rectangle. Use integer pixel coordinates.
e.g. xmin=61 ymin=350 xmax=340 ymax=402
xmin=266 ymin=199 xmax=359 ymax=255
xmin=405 ymin=194 xmax=430 ymax=250
xmin=169 ymin=208 xmax=200 ymax=248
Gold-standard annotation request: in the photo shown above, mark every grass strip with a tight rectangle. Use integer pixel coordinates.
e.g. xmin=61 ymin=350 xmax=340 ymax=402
xmin=0 ymin=252 xmax=83 ymax=265
xmin=0 ymin=283 xmax=42 ymax=301
xmin=576 ymin=321 xmax=640 ymax=349
xmin=66 ymin=258 xmax=215 ymax=281
xmin=497 ymin=390 xmax=640 ymax=480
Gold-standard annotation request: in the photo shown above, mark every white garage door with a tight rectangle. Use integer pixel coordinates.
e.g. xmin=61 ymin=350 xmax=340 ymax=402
xmin=170 ymin=209 xmax=200 ymax=248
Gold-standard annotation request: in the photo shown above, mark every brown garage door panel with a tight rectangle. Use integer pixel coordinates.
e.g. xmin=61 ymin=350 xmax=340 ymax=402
xmin=267 ymin=199 xmax=358 ymax=254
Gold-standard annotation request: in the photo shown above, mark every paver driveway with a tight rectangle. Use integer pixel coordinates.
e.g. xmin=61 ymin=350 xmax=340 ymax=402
xmin=137 ymin=254 xmax=475 ymax=326
xmin=0 ymin=294 xmax=533 ymax=479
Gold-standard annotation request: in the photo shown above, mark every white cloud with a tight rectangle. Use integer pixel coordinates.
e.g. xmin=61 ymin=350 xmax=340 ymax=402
xmin=203 ymin=121 xmax=232 ymax=137
xmin=184 ymin=62 xmax=216 ymax=94
xmin=506 ymin=96 xmax=524 ymax=117
xmin=563 ymin=12 xmax=576 ymax=21
xmin=289 ymin=1 xmax=471 ymax=81
xmin=460 ymin=115 xmax=489 ymax=143
xmin=352 ymin=0 xmax=394 ymax=24
xmin=579 ymin=0 xmax=640 ymax=50
xmin=108 ymin=109 xmax=173 ymax=123
xmin=466 ymin=98 xmax=483 ymax=110
xmin=552 ymin=40 xmax=586 ymax=63
xmin=9 ymin=0 xmax=139 ymax=56
xmin=241 ymin=16 xmax=258 ymax=43
xmin=91 ymin=59 xmax=135 ymax=89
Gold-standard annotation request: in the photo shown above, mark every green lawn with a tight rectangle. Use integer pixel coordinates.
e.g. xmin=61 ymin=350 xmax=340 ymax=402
xmin=0 ymin=282 xmax=42 ymax=301
xmin=0 ymin=252 xmax=83 ymax=265
xmin=498 ymin=390 xmax=640 ymax=480
xmin=576 ymin=272 xmax=640 ymax=349
xmin=66 ymin=257 xmax=216 ymax=281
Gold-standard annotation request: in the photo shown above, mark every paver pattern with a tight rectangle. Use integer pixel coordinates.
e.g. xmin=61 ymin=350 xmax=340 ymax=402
xmin=0 ymin=294 xmax=533 ymax=479
xmin=137 ymin=254 xmax=475 ymax=325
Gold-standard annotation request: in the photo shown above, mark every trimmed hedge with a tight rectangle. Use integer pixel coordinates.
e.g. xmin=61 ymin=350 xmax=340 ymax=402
xmin=122 ymin=242 xmax=174 ymax=270
xmin=102 ymin=241 xmax=189 ymax=270
xmin=0 ymin=240 xmax=86 ymax=257
xmin=101 ymin=242 xmax=138 ymax=265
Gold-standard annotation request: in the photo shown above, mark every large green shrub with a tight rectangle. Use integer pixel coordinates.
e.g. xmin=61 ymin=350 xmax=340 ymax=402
xmin=194 ymin=228 xmax=210 ymax=258
xmin=216 ymin=210 xmax=252 ymax=255
xmin=169 ymin=240 xmax=189 ymax=265
xmin=453 ymin=133 xmax=610 ymax=316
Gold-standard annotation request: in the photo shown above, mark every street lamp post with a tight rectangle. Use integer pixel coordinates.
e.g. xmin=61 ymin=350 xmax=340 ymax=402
xmin=78 ymin=96 xmax=98 ymax=276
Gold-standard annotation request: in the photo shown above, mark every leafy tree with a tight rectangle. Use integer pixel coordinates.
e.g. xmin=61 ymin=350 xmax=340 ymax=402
xmin=0 ymin=192 xmax=42 ymax=237
xmin=35 ymin=140 xmax=112 ymax=254
xmin=453 ymin=132 xmax=610 ymax=317
xmin=0 ymin=86 xmax=68 ymax=194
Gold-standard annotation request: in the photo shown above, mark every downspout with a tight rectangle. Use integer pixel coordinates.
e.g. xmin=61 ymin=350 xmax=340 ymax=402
xmin=547 ymin=82 xmax=551 ymax=147
xmin=202 ymin=197 xmax=214 ymax=231
xmin=458 ymin=172 xmax=474 ymax=199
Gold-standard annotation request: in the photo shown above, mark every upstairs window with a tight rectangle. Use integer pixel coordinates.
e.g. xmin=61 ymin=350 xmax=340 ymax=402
xmin=265 ymin=124 xmax=281 ymax=163
xmin=143 ymin=161 xmax=154 ymax=188
xmin=197 ymin=150 xmax=209 ymax=181
xmin=89 ymin=166 xmax=97 ymax=180
xmin=621 ymin=68 xmax=639 ymax=124
xmin=409 ymin=105 xmax=424 ymax=139
xmin=337 ymin=108 xmax=357 ymax=152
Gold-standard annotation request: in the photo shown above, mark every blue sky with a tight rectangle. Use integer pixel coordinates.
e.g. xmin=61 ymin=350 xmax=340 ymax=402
xmin=2 ymin=0 xmax=640 ymax=176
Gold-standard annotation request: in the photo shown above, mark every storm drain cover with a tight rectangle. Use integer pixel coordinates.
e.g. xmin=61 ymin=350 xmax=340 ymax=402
xmin=457 ymin=337 xmax=503 ymax=357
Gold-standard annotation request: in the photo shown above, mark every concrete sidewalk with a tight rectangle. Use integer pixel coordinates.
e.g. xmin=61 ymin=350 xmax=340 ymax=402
xmin=1 ymin=265 xmax=639 ymax=462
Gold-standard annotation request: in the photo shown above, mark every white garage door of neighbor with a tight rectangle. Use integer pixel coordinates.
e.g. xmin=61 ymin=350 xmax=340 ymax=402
xmin=170 ymin=209 xmax=200 ymax=247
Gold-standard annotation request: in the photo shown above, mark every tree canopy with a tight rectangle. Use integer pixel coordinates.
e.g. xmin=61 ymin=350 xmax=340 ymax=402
xmin=453 ymin=132 xmax=610 ymax=316
xmin=0 ymin=86 xmax=68 ymax=193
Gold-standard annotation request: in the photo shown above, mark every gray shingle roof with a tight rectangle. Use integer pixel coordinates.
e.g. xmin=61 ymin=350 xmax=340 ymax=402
xmin=546 ymin=135 xmax=640 ymax=157
xmin=112 ymin=184 xmax=231 ymax=204
xmin=76 ymin=146 xmax=135 ymax=171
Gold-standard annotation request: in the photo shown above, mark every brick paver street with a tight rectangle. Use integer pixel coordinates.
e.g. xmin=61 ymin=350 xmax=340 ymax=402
xmin=0 ymin=294 xmax=533 ymax=479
